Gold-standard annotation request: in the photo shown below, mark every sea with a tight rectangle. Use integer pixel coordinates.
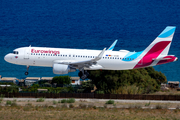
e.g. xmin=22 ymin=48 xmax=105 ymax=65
xmin=0 ymin=0 xmax=180 ymax=82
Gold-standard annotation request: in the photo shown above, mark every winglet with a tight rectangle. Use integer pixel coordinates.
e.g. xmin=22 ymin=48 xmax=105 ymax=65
xmin=94 ymin=48 xmax=106 ymax=61
xmin=107 ymin=40 xmax=118 ymax=51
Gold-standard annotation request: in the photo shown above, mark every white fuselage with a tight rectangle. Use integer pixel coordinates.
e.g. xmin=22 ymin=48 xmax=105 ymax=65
xmin=4 ymin=47 xmax=140 ymax=70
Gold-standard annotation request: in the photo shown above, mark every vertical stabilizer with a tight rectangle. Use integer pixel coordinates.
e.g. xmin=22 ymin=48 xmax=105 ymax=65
xmin=134 ymin=26 xmax=176 ymax=68
xmin=144 ymin=26 xmax=176 ymax=55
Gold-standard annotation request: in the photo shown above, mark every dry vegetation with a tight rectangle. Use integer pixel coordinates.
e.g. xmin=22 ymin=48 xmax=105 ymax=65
xmin=0 ymin=106 xmax=180 ymax=120
xmin=151 ymin=89 xmax=180 ymax=95
xmin=0 ymin=99 xmax=180 ymax=120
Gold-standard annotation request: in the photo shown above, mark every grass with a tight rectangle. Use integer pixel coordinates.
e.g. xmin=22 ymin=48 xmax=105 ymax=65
xmin=0 ymin=107 xmax=179 ymax=120
xmin=0 ymin=102 xmax=180 ymax=119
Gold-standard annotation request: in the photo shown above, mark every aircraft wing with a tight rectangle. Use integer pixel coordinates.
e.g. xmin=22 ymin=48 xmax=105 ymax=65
xmin=53 ymin=48 xmax=106 ymax=68
xmin=107 ymin=40 xmax=118 ymax=51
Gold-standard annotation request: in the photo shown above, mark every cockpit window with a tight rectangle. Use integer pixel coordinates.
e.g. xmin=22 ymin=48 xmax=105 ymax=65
xmin=13 ymin=51 xmax=19 ymax=54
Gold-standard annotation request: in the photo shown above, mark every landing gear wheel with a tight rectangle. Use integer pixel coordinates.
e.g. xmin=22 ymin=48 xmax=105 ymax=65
xmin=25 ymin=72 xmax=28 ymax=75
xmin=78 ymin=71 xmax=89 ymax=80
xmin=78 ymin=71 xmax=83 ymax=77
xmin=81 ymin=74 xmax=87 ymax=80
xmin=84 ymin=71 xmax=89 ymax=77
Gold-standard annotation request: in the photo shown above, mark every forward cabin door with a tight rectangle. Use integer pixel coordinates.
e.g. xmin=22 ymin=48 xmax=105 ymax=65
xmin=24 ymin=48 xmax=29 ymax=59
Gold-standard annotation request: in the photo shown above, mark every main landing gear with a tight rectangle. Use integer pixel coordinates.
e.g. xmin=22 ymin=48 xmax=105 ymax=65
xmin=25 ymin=65 xmax=29 ymax=75
xmin=78 ymin=70 xmax=89 ymax=80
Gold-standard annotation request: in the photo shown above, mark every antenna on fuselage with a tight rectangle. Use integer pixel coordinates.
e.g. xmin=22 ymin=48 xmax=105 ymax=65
xmin=29 ymin=45 xmax=31 ymax=47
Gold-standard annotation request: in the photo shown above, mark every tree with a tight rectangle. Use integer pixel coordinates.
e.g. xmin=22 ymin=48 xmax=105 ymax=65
xmin=52 ymin=76 xmax=71 ymax=85
xmin=87 ymin=67 xmax=167 ymax=94
xmin=77 ymin=81 xmax=94 ymax=93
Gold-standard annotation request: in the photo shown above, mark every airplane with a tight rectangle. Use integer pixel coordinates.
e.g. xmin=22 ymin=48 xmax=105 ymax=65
xmin=4 ymin=26 xmax=178 ymax=80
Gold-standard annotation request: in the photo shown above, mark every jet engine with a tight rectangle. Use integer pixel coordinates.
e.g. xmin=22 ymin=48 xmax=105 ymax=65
xmin=53 ymin=64 xmax=76 ymax=74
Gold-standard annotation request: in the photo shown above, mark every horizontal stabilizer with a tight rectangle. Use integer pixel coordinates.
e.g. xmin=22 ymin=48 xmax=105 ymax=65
xmin=152 ymin=55 xmax=175 ymax=61
xmin=152 ymin=58 xmax=172 ymax=61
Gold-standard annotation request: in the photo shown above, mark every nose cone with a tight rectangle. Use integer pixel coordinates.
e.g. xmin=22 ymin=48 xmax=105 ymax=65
xmin=4 ymin=54 xmax=9 ymax=62
xmin=4 ymin=54 xmax=12 ymax=63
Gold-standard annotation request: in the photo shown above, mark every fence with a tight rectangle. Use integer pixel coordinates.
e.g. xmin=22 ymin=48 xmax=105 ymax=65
xmin=1 ymin=93 xmax=180 ymax=101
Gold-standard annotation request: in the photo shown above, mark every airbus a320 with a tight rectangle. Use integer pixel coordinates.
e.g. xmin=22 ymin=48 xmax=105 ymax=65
xmin=4 ymin=26 xmax=178 ymax=79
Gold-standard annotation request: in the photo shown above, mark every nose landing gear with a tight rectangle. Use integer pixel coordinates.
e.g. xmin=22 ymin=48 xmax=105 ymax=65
xmin=25 ymin=65 xmax=29 ymax=75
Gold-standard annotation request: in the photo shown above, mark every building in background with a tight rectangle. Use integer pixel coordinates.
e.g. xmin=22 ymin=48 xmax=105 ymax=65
xmin=0 ymin=77 xmax=19 ymax=85
xmin=25 ymin=77 xmax=40 ymax=86
xmin=71 ymin=77 xmax=81 ymax=85
xmin=41 ymin=77 xmax=53 ymax=83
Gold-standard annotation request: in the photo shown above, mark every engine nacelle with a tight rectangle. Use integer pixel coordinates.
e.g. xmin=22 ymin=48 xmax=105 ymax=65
xmin=53 ymin=64 xmax=76 ymax=74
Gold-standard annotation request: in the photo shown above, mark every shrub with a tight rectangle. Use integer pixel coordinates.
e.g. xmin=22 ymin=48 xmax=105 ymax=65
xmin=36 ymin=98 xmax=45 ymax=102
xmin=105 ymin=100 xmax=114 ymax=104
xmin=61 ymin=98 xmax=75 ymax=103
xmin=61 ymin=99 xmax=67 ymax=103
xmin=53 ymin=100 xmax=57 ymax=105
xmin=67 ymin=98 xmax=75 ymax=103
xmin=93 ymin=106 xmax=97 ymax=109
xmin=6 ymin=100 xmax=12 ymax=105
xmin=95 ymin=90 xmax=105 ymax=94
xmin=145 ymin=102 xmax=151 ymax=106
